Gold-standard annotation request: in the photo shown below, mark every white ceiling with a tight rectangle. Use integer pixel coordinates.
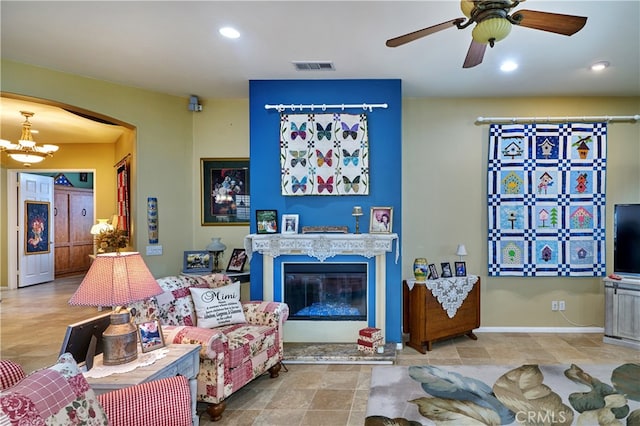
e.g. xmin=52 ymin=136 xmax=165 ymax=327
xmin=1 ymin=1 xmax=639 ymax=144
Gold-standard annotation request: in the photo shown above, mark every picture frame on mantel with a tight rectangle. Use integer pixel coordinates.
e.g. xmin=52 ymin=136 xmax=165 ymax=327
xmin=201 ymin=158 xmax=250 ymax=225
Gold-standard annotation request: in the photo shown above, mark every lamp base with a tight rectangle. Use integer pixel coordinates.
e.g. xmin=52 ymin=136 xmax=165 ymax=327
xmin=102 ymin=309 xmax=138 ymax=365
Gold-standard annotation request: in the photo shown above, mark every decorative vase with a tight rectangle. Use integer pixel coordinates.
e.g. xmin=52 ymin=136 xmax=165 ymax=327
xmin=413 ymin=258 xmax=428 ymax=281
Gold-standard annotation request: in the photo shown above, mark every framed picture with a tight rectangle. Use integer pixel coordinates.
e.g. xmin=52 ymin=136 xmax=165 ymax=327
xmin=441 ymin=262 xmax=453 ymax=278
xmin=428 ymin=264 xmax=439 ymax=280
xmin=201 ymin=158 xmax=250 ymax=225
xmin=137 ymin=320 xmax=165 ymax=353
xmin=183 ymin=250 xmax=212 ymax=273
xmin=226 ymin=248 xmax=248 ymax=272
xmin=25 ymin=201 xmax=51 ymax=254
xmin=256 ymin=209 xmax=278 ymax=234
xmin=282 ymin=214 xmax=299 ymax=234
xmin=455 ymin=261 xmax=467 ymax=277
xmin=369 ymin=206 xmax=393 ymax=233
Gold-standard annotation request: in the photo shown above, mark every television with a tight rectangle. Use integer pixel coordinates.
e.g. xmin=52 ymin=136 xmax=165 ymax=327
xmin=613 ymin=203 xmax=640 ymax=279
xmin=59 ymin=311 xmax=111 ymax=371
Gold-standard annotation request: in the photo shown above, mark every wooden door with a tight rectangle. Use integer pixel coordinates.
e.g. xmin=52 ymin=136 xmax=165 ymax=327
xmin=54 ymin=187 xmax=93 ymax=276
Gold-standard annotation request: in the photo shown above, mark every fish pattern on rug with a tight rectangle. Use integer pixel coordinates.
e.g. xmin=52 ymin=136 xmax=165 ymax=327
xmin=366 ymin=363 xmax=639 ymax=425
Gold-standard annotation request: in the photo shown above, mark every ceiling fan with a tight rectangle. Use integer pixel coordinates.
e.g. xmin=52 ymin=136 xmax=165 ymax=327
xmin=386 ymin=0 xmax=587 ymax=68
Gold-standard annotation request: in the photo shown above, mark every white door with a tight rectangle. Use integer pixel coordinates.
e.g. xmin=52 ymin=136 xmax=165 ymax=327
xmin=18 ymin=173 xmax=55 ymax=287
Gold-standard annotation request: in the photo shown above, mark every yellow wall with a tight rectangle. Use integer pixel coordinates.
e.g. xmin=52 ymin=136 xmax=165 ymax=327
xmin=402 ymin=97 xmax=640 ymax=328
xmin=2 ymin=60 xmax=640 ymax=329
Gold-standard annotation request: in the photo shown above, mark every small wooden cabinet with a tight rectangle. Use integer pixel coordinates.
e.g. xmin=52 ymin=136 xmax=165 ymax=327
xmin=403 ymin=277 xmax=480 ymax=353
xmin=54 ymin=186 xmax=94 ymax=276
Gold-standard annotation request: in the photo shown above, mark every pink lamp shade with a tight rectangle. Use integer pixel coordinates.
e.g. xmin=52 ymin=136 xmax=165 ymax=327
xmin=69 ymin=252 xmax=162 ymax=307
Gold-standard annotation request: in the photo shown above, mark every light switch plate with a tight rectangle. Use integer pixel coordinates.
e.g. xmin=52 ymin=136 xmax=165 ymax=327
xmin=146 ymin=245 xmax=163 ymax=256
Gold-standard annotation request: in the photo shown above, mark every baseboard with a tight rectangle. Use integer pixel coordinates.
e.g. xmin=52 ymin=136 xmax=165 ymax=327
xmin=476 ymin=326 xmax=604 ymax=333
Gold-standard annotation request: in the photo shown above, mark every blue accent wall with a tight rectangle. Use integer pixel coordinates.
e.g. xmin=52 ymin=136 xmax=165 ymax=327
xmin=248 ymin=79 xmax=403 ymax=343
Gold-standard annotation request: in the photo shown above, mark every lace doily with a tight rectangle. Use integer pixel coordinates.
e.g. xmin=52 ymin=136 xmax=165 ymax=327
xmin=83 ymin=348 xmax=169 ymax=378
xmin=407 ymin=276 xmax=478 ymax=318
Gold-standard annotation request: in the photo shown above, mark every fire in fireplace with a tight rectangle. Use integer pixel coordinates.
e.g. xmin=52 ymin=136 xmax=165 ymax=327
xmin=283 ymin=262 xmax=367 ymax=321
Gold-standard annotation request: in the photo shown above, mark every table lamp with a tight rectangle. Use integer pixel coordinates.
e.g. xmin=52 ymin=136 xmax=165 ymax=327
xmin=68 ymin=252 xmax=163 ymax=365
xmin=206 ymin=237 xmax=226 ymax=272
xmin=352 ymin=206 xmax=363 ymax=234
xmin=456 ymin=244 xmax=468 ymax=261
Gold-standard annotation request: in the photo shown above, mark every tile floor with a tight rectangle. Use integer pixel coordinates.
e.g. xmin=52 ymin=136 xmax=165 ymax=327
xmin=1 ymin=276 xmax=638 ymax=425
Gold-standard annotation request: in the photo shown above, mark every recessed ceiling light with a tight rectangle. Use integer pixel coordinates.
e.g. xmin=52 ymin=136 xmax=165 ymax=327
xmin=219 ymin=27 xmax=240 ymax=39
xmin=500 ymin=61 xmax=518 ymax=72
xmin=591 ymin=61 xmax=610 ymax=71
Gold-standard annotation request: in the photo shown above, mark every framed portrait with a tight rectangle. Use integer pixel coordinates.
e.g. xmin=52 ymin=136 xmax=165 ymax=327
xmin=428 ymin=264 xmax=439 ymax=280
xmin=201 ymin=158 xmax=250 ymax=225
xmin=256 ymin=209 xmax=278 ymax=234
xmin=226 ymin=248 xmax=248 ymax=272
xmin=25 ymin=201 xmax=51 ymax=255
xmin=182 ymin=250 xmax=212 ymax=273
xmin=441 ymin=262 xmax=453 ymax=278
xmin=137 ymin=320 xmax=165 ymax=353
xmin=455 ymin=261 xmax=467 ymax=277
xmin=369 ymin=206 xmax=393 ymax=234
xmin=282 ymin=214 xmax=299 ymax=234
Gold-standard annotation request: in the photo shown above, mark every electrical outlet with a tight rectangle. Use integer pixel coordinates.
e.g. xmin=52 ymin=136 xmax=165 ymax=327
xmin=551 ymin=300 xmax=558 ymax=311
xmin=559 ymin=300 xmax=566 ymax=311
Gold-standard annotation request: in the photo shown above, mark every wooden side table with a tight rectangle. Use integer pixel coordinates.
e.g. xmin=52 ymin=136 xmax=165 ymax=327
xmin=403 ymin=277 xmax=480 ymax=353
xmin=85 ymin=344 xmax=200 ymax=426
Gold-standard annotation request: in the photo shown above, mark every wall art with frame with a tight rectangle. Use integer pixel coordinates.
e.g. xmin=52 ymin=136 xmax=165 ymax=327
xmin=256 ymin=209 xmax=278 ymax=234
xmin=25 ymin=201 xmax=51 ymax=254
xmin=370 ymin=206 xmax=393 ymax=233
xmin=201 ymin=158 xmax=250 ymax=225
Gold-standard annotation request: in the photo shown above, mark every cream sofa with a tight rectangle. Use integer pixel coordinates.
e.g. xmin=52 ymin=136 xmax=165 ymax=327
xmin=127 ymin=273 xmax=289 ymax=421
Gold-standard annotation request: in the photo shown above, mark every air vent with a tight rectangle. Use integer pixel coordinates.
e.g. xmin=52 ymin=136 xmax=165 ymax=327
xmin=292 ymin=61 xmax=335 ymax=71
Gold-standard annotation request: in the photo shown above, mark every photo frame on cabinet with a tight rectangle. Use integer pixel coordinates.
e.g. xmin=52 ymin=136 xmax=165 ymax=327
xmin=369 ymin=206 xmax=393 ymax=233
xmin=441 ymin=262 xmax=453 ymax=278
xmin=428 ymin=264 xmax=439 ymax=280
xmin=138 ymin=320 xmax=165 ymax=353
xmin=182 ymin=251 xmax=212 ymax=273
xmin=201 ymin=158 xmax=250 ymax=225
xmin=282 ymin=214 xmax=299 ymax=234
xmin=256 ymin=209 xmax=278 ymax=234
xmin=226 ymin=248 xmax=247 ymax=272
xmin=25 ymin=201 xmax=51 ymax=254
xmin=455 ymin=261 xmax=467 ymax=277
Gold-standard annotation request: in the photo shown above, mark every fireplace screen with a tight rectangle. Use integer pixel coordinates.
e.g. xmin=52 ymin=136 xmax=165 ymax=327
xmin=283 ymin=263 xmax=367 ymax=321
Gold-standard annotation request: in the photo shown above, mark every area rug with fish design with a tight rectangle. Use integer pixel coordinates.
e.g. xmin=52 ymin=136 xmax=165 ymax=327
xmin=365 ymin=363 xmax=639 ymax=425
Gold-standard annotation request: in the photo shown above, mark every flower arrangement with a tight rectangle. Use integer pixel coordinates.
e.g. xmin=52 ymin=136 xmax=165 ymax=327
xmin=96 ymin=228 xmax=129 ymax=253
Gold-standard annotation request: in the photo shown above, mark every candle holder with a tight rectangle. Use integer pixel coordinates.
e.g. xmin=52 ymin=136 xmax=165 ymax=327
xmin=352 ymin=206 xmax=363 ymax=234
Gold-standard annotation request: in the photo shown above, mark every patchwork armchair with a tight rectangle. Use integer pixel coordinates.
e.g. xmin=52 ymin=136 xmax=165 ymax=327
xmin=0 ymin=355 xmax=193 ymax=426
xmin=128 ymin=273 xmax=289 ymax=421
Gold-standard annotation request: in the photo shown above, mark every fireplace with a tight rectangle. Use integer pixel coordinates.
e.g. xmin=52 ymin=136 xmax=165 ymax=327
xmin=284 ymin=262 xmax=367 ymax=321
xmin=245 ymin=233 xmax=398 ymax=343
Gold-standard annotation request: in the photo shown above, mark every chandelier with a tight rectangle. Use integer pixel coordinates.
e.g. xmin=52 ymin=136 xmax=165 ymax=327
xmin=0 ymin=111 xmax=58 ymax=166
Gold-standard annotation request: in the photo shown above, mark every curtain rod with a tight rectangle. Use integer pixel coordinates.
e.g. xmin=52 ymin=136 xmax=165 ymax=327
xmin=113 ymin=153 xmax=131 ymax=168
xmin=475 ymin=115 xmax=640 ymax=125
xmin=264 ymin=103 xmax=388 ymax=112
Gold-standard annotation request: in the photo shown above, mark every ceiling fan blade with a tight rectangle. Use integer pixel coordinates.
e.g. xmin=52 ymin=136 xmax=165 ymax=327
xmin=513 ymin=10 xmax=587 ymax=36
xmin=463 ymin=40 xmax=487 ymax=68
xmin=386 ymin=18 xmax=464 ymax=47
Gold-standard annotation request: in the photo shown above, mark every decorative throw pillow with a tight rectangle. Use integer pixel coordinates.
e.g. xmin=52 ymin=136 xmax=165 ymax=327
xmin=0 ymin=353 xmax=109 ymax=425
xmin=189 ymin=281 xmax=246 ymax=328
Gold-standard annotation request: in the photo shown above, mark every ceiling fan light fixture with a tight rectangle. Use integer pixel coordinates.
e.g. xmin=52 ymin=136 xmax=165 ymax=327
xmin=472 ymin=17 xmax=512 ymax=46
xmin=219 ymin=27 xmax=240 ymax=39
xmin=500 ymin=60 xmax=518 ymax=72
xmin=460 ymin=0 xmax=474 ymax=18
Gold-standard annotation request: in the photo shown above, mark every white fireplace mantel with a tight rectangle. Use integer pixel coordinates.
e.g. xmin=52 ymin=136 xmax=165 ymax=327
xmin=244 ymin=232 xmax=399 ymax=343
xmin=244 ymin=233 xmax=399 ymax=263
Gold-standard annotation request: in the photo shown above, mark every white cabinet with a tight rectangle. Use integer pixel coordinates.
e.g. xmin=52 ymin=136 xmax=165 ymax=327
xmin=603 ymin=277 xmax=640 ymax=350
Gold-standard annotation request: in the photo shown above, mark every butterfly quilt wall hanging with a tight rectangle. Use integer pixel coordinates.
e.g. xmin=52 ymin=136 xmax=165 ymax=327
xmin=280 ymin=113 xmax=369 ymax=195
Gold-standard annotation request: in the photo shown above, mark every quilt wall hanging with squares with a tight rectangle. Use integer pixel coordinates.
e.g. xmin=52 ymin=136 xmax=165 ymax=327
xmin=280 ymin=113 xmax=369 ymax=196
xmin=487 ymin=122 xmax=607 ymax=277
